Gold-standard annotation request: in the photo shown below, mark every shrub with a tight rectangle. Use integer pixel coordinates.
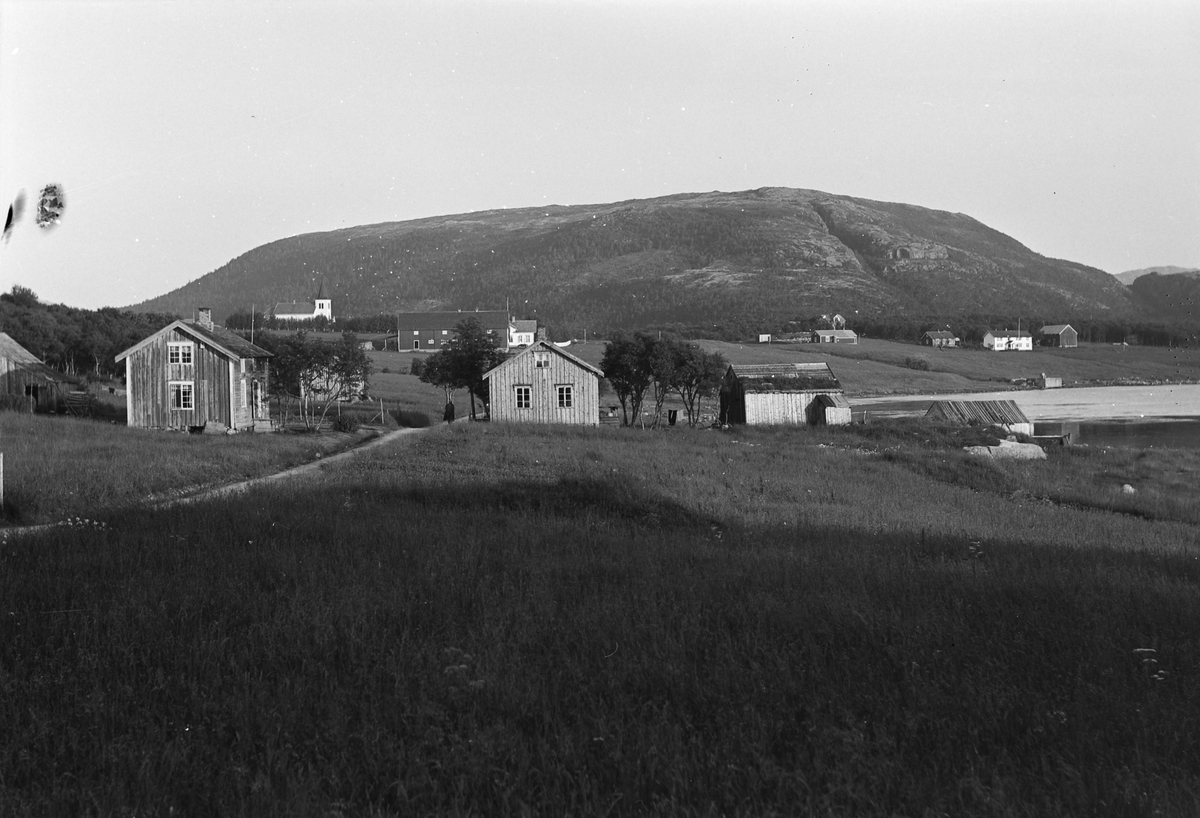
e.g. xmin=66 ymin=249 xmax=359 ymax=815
xmin=0 ymin=394 xmax=31 ymax=413
xmin=905 ymin=356 xmax=931 ymax=371
xmin=332 ymin=415 xmax=360 ymax=433
xmin=392 ymin=409 xmax=432 ymax=428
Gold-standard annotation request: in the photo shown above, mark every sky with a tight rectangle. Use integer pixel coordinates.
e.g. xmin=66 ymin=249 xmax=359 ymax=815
xmin=1 ymin=0 xmax=1197 ymax=310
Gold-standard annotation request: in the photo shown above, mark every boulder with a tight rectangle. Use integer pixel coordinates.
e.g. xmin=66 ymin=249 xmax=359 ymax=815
xmin=964 ymin=439 xmax=1047 ymax=460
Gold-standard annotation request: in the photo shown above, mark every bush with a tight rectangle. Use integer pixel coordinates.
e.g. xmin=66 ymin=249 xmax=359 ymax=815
xmin=905 ymin=356 xmax=931 ymax=371
xmin=332 ymin=415 xmax=360 ymax=433
xmin=392 ymin=409 xmax=432 ymax=428
xmin=0 ymin=394 xmax=31 ymax=413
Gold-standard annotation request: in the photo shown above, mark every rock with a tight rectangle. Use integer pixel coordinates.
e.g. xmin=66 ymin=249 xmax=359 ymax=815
xmin=964 ymin=439 xmax=1047 ymax=460
xmin=1121 ymin=484 xmax=1136 ymax=495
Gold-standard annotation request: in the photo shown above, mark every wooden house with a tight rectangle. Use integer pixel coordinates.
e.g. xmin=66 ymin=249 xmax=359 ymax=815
xmin=0 ymin=331 xmax=76 ymax=412
xmin=925 ymin=399 xmax=1033 ymax=436
xmin=483 ymin=340 xmax=603 ymax=425
xmin=391 ymin=310 xmax=510 ymax=352
xmin=719 ymin=363 xmax=851 ymax=426
xmin=812 ymin=329 xmax=858 ymax=344
xmin=508 ymin=319 xmax=538 ymax=348
xmin=983 ymin=330 xmax=1032 ymax=351
xmin=1039 ymin=324 xmax=1078 ymax=348
xmin=115 ymin=308 xmax=273 ymax=432
xmin=921 ymin=330 xmax=960 ymax=348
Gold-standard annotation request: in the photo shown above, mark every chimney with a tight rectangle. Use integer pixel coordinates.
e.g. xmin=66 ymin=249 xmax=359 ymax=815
xmin=197 ymin=307 xmax=213 ymax=329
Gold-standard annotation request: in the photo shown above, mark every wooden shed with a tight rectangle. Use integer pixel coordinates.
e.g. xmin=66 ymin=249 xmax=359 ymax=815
xmin=925 ymin=399 xmax=1033 ymax=436
xmin=812 ymin=329 xmax=858 ymax=344
xmin=0 ymin=331 xmax=76 ymax=412
xmin=921 ymin=330 xmax=960 ymax=348
xmin=719 ymin=362 xmax=850 ymax=426
xmin=1039 ymin=324 xmax=1078 ymax=348
xmin=115 ymin=309 xmax=273 ymax=432
xmin=483 ymin=340 xmax=603 ymax=425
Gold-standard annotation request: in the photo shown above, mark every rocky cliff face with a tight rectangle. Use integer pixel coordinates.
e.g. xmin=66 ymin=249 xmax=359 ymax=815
xmin=128 ymin=187 xmax=1144 ymax=329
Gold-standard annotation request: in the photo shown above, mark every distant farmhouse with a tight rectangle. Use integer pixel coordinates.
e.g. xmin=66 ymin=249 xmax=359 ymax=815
xmin=925 ymin=399 xmax=1033 ymax=436
xmin=484 ymin=340 xmax=603 ymax=425
xmin=921 ymin=330 xmax=960 ymax=348
xmin=812 ymin=329 xmax=858 ymax=345
xmin=116 ymin=308 xmax=273 ymax=432
xmin=0 ymin=331 xmax=76 ymax=413
xmin=389 ymin=310 xmax=511 ymax=351
xmin=719 ymin=363 xmax=851 ymax=426
xmin=509 ymin=319 xmax=539 ymax=348
xmin=983 ymin=330 xmax=1032 ymax=351
xmin=1038 ymin=324 xmax=1078 ymax=348
xmin=271 ymin=283 xmax=332 ymax=322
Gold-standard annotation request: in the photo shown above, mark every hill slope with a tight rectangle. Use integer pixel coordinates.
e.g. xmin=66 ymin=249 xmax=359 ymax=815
xmin=1126 ymin=271 xmax=1200 ymax=324
xmin=128 ymin=187 xmax=1141 ymax=330
xmin=1115 ymin=265 xmax=1200 ymax=286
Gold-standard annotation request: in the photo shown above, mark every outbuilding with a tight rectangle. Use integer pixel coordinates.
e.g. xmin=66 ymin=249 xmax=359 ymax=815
xmin=115 ymin=308 xmax=273 ymax=432
xmin=1039 ymin=324 xmax=1078 ymax=348
xmin=925 ymin=399 xmax=1033 ymax=436
xmin=812 ymin=329 xmax=858 ymax=344
xmin=483 ymin=340 xmax=603 ymax=425
xmin=0 ymin=331 xmax=76 ymax=412
xmin=719 ymin=362 xmax=850 ymax=426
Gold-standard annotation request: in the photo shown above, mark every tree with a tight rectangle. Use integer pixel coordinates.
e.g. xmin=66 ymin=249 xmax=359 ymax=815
xmin=261 ymin=332 xmax=371 ymax=429
xmin=442 ymin=317 xmax=508 ymax=420
xmin=668 ymin=344 xmax=727 ymax=427
xmin=600 ymin=332 xmax=659 ymax=426
xmin=417 ymin=350 xmax=456 ymax=405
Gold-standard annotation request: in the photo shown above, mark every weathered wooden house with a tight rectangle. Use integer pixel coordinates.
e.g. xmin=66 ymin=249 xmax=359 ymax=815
xmin=115 ymin=308 xmax=273 ymax=432
xmin=719 ymin=363 xmax=851 ymax=426
xmin=921 ymin=330 xmax=960 ymax=348
xmin=812 ymin=329 xmax=858 ymax=344
xmin=983 ymin=330 xmax=1032 ymax=351
xmin=0 ymin=331 xmax=76 ymax=412
xmin=483 ymin=340 xmax=603 ymax=425
xmin=1038 ymin=324 xmax=1078 ymax=348
xmin=925 ymin=399 xmax=1033 ymax=436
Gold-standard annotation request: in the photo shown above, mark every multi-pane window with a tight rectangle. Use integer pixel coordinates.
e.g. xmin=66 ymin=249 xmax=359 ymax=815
xmin=557 ymin=385 xmax=573 ymax=408
xmin=168 ymin=342 xmax=193 ymax=365
xmin=170 ymin=381 xmax=194 ymax=410
xmin=534 ymin=351 xmax=551 ymax=369
xmin=515 ymin=385 xmax=532 ymax=409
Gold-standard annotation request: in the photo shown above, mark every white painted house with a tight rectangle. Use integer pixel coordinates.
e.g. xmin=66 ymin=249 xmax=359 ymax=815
xmin=983 ymin=330 xmax=1032 ymax=351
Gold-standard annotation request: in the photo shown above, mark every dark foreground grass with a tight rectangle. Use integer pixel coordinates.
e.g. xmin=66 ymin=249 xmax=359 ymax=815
xmin=1 ymin=422 xmax=1198 ymax=816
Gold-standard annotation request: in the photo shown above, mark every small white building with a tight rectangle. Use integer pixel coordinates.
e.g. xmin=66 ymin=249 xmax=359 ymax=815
xmin=509 ymin=319 xmax=538 ymax=348
xmin=983 ymin=330 xmax=1032 ymax=351
xmin=272 ymin=283 xmax=332 ymax=322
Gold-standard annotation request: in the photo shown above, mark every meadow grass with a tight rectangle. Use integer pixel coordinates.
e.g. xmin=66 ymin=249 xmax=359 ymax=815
xmin=0 ymin=413 xmax=385 ymax=525
xmin=1 ymin=420 xmax=1197 ymax=815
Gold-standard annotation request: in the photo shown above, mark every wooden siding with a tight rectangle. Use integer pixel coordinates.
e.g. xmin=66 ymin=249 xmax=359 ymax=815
xmin=126 ymin=327 xmax=232 ymax=429
xmin=744 ymin=391 xmax=829 ymax=425
xmin=487 ymin=350 xmax=599 ymax=425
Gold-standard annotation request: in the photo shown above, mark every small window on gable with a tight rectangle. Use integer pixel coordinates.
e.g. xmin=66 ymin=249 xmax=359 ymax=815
xmin=168 ymin=342 xmax=194 ymax=365
xmin=413 ymin=330 xmax=420 ymax=335
xmin=515 ymin=385 xmax=531 ymax=409
xmin=442 ymin=329 xmax=448 ymax=335
xmin=557 ymin=384 xmax=573 ymax=408
xmin=534 ymin=351 xmax=551 ymax=369
xmin=170 ymin=381 xmax=194 ymax=410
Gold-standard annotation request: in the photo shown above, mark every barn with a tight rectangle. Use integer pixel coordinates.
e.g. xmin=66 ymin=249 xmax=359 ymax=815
xmin=925 ymin=399 xmax=1033 ymax=436
xmin=812 ymin=329 xmax=859 ymax=344
xmin=391 ymin=310 xmax=510 ymax=352
xmin=483 ymin=340 xmax=603 ymax=425
xmin=115 ymin=308 xmax=273 ymax=432
xmin=719 ymin=363 xmax=850 ymax=426
xmin=1039 ymin=324 xmax=1078 ymax=348
xmin=0 ymin=331 xmax=76 ymax=412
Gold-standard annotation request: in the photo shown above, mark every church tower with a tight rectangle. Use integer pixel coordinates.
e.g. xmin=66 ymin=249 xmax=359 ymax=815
xmin=313 ymin=281 xmax=332 ymax=320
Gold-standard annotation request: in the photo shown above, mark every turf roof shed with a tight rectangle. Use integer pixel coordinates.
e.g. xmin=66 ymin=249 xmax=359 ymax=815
xmin=925 ymin=399 xmax=1033 ymax=436
xmin=719 ymin=362 xmax=849 ymax=426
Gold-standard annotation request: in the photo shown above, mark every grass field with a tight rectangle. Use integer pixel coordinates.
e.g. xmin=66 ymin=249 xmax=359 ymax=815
xmin=2 ymin=418 xmax=1197 ymax=815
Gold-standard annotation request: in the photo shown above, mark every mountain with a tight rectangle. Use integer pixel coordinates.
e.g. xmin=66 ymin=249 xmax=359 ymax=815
xmin=1126 ymin=271 xmax=1200 ymax=324
xmin=1115 ymin=265 xmax=1200 ymax=286
xmin=128 ymin=187 xmax=1141 ymax=332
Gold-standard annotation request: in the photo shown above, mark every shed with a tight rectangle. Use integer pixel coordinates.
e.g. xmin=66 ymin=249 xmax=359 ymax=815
xmin=925 ymin=399 xmax=1033 ymax=436
xmin=1039 ymin=324 xmax=1078 ymax=348
xmin=921 ymin=330 xmax=960 ymax=348
xmin=719 ymin=362 xmax=850 ymax=426
xmin=0 ymin=331 xmax=76 ymax=412
xmin=115 ymin=308 xmax=273 ymax=432
xmin=812 ymin=329 xmax=858 ymax=344
xmin=483 ymin=340 xmax=603 ymax=425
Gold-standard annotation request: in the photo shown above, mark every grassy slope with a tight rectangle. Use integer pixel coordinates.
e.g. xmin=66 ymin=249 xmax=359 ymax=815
xmin=2 ymin=421 xmax=1197 ymax=816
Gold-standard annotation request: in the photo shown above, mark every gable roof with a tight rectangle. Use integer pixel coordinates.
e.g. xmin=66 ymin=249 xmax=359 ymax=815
xmin=925 ymin=399 xmax=1030 ymax=426
xmin=813 ymin=329 xmax=858 ymax=339
xmin=483 ymin=339 xmax=604 ymax=380
xmin=985 ymin=329 xmax=1031 ymax=338
xmin=273 ymin=301 xmax=318 ymax=316
xmin=1039 ymin=324 xmax=1074 ymax=334
xmin=511 ymin=319 xmax=538 ymax=333
xmin=0 ymin=331 xmax=75 ymax=383
xmin=922 ymin=330 xmax=958 ymax=340
xmin=726 ymin=362 xmax=842 ymax=392
xmin=396 ymin=310 xmax=510 ymax=332
xmin=115 ymin=320 xmax=273 ymax=363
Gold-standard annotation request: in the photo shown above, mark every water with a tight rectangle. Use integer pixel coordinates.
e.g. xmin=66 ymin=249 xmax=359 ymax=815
xmin=1034 ymin=419 xmax=1200 ymax=450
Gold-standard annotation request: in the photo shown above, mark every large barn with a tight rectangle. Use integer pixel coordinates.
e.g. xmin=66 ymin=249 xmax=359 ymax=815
xmin=483 ymin=340 xmax=603 ymax=425
xmin=925 ymin=399 xmax=1034 ymax=436
xmin=719 ymin=363 xmax=851 ymax=426
xmin=1039 ymin=324 xmax=1078 ymax=348
xmin=115 ymin=309 xmax=273 ymax=432
xmin=391 ymin=310 xmax=510 ymax=352
xmin=0 ymin=331 xmax=76 ymax=412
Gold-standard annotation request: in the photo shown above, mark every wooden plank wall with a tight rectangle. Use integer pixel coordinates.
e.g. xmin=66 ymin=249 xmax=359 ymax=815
xmin=127 ymin=328 xmax=231 ymax=429
xmin=744 ymin=391 xmax=821 ymax=425
xmin=487 ymin=351 xmax=598 ymax=425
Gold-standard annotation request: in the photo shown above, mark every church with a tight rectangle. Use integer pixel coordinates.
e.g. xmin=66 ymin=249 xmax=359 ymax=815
xmin=271 ymin=283 xmax=332 ymax=322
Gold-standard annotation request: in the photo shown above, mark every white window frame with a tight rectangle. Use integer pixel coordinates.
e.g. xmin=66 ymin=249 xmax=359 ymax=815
xmin=168 ymin=342 xmax=194 ymax=365
xmin=169 ymin=380 xmax=194 ymax=410
xmin=556 ymin=384 xmax=573 ymax=408
xmin=534 ymin=351 xmax=551 ymax=369
xmin=515 ymin=385 xmax=532 ymax=409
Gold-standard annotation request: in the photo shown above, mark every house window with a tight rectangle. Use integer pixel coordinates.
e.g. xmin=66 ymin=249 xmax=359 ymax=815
xmin=442 ymin=329 xmax=448 ymax=335
xmin=168 ymin=342 xmax=194 ymax=365
xmin=427 ymin=338 xmax=435 ymax=345
xmin=413 ymin=330 xmax=420 ymax=335
xmin=557 ymin=384 xmax=573 ymax=408
xmin=534 ymin=351 xmax=551 ymax=369
xmin=515 ymin=385 xmax=531 ymax=409
xmin=412 ymin=340 xmax=420 ymax=350
xmin=170 ymin=381 xmax=194 ymax=410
